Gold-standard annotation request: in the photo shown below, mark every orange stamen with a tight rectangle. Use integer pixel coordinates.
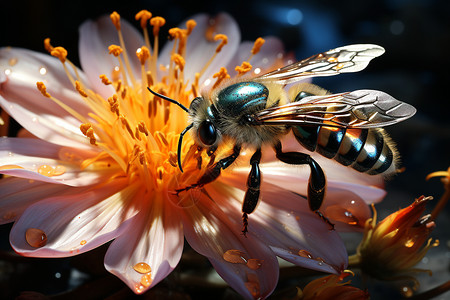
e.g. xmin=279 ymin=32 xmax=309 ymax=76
xmin=44 ymin=38 xmax=53 ymax=53
xmin=150 ymin=17 xmax=166 ymax=36
xmin=235 ymin=61 xmax=252 ymax=76
xmin=212 ymin=67 xmax=230 ymax=89
xmin=108 ymin=45 xmax=123 ymax=57
xmin=214 ymin=34 xmax=228 ymax=53
xmin=110 ymin=11 xmax=121 ymax=31
xmin=36 ymin=82 xmax=51 ymax=98
xmin=50 ymin=47 xmax=68 ymax=63
xmin=136 ymin=46 xmax=150 ymax=65
xmin=80 ymin=123 xmax=97 ymax=145
xmin=186 ymin=19 xmax=197 ymax=35
xmin=135 ymin=10 xmax=152 ymax=29
xmin=251 ymin=37 xmax=265 ymax=55
xmin=99 ymin=74 xmax=112 ymax=85
xmin=171 ymin=53 xmax=185 ymax=72
xmin=75 ymin=81 xmax=88 ymax=97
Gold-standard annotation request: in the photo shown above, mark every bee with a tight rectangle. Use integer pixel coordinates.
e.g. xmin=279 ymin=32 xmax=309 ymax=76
xmin=148 ymin=44 xmax=416 ymax=235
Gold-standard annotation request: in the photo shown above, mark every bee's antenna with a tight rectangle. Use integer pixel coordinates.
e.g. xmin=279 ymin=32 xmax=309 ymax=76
xmin=178 ymin=123 xmax=194 ymax=173
xmin=147 ymin=87 xmax=189 ymax=113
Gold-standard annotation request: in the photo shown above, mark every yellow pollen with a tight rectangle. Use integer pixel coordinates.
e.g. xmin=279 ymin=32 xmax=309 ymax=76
xmin=186 ymin=19 xmax=197 ymax=35
xmin=110 ymin=11 xmax=121 ymax=30
xmin=251 ymin=37 xmax=265 ymax=55
xmin=150 ymin=17 xmax=166 ymax=36
xmin=108 ymin=45 xmax=123 ymax=57
xmin=43 ymin=38 xmax=53 ymax=53
xmin=50 ymin=46 xmax=68 ymax=63
xmin=235 ymin=61 xmax=252 ymax=76
xmin=99 ymin=74 xmax=112 ymax=85
xmin=36 ymin=82 xmax=51 ymax=98
xmin=168 ymin=28 xmax=183 ymax=40
xmin=135 ymin=10 xmax=152 ymax=28
xmin=214 ymin=34 xmax=228 ymax=52
xmin=212 ymin=67 xmax=230 ymax=89
xmin=75 ymin=81 xmax=88 ymax=97
xmin=120 ymin=115 xmax=135 ymax=138
xmin=80 ymin=123 xmax=97 ymax=145
xmin=168 ymin=151 xmax=178 ymax=167
xmin=171 ymin=53 xmax=185 ymax=72
xmin=108 ymin=95 xmax=119 ymax=115
xmin=136 ymin=46 xmax=150 ymax=65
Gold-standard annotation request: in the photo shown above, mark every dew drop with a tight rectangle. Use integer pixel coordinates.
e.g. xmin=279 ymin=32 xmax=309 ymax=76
xmin=39 ymin=66 xmax=47 ymax=75
xmin=298 ymin=249 xmax=313 ymax=259
xmin=245 ymin=274 xmax=260 ymax=298
xmin=4 ymin=68 xmax=12 ymax=76
xmin=38 ymin=165 xmax=55 ymax=177
xmin=133 ymin=262 xmax=152 ymax=274
xmin=80 ymin=240 xmax=87 ymax=245
xmin=140 ymin=274 xmax=152 ymax=287
xmin=223 ymin=249 xmax=248 ymax=264
xmin=405 ymin=239 xmax=415 ymax=248
xmin=246 ymin=259 xmax=263 ymax=270
xmin=53 ymin=165 xmax=66 ymax=176
xmin=401 ymin=286 xmax=413 ymax=297
xmin=25 ymin=228 xmax=47 ymax=248
xmin=315 ymin=257 xmax=325 ymax=266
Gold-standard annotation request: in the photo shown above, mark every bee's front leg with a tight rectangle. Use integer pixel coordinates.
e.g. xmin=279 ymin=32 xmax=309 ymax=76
xmin=242 ymin=148 xmax=262 ymax=236
xmin=176 ymin=144 xmax=242 ymax=193
xmin=273 ymin=141 xmax=334 ymax=230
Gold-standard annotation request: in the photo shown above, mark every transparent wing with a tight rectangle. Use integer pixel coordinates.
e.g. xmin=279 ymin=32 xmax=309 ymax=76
xmin=257 ymin=44 xmax=385 ymax=85
xmin=254 ymin=90 xmax=416 ymax=129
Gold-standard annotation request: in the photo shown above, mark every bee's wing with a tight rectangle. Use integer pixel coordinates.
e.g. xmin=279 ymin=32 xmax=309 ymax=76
xmin=254 ymin=90 xmax=416 ymax=129
xmin=257 ymin=44 xmax=385 ymax=85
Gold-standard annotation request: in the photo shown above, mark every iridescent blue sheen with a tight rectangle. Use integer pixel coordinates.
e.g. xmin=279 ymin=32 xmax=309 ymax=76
xmin=216 ymin=82 xmax=268 ymax=117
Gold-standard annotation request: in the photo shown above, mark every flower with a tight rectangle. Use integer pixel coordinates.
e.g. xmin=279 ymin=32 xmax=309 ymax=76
xmin=298 ymin=272 xmax=369 ymax=300
xmin=351 ymin=195 xmax=439 ymax=290
xmin=0 ymin=10 xmax=386 ymax=298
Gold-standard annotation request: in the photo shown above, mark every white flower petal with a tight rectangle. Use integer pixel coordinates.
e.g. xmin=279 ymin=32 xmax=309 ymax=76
xmin=104 ymin=194 xmax=183 ymax=294
xmin=79 ymin=15 xmax=144 ymax=99
xmin=10 ymin=178 xmax=137 ymax=257
xmin=0 ymin=47 xmax=92 ymax=148
xmin=0 ymin=138 xmax=115 ymax=186
xmin=179 ymin=191 xmax=279 ymax=299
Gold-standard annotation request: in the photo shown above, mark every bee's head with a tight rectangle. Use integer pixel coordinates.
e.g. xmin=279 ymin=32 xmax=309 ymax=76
xmin=147 ymin=87 xmax=219 ymax=173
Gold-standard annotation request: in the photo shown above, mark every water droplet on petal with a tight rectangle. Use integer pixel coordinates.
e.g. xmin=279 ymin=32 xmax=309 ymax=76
xmin=53 ymin=165 xmax=66 ymax=176
xmin=140 ymin=274 xmax=152 ymax=287
xmin=80 ymin=240 xmax=87 ymax=245
xmin=8 ymin=57 xmax=18 ymax=66
xmin=39 ymin=66 xmax=47 ymax=75
xmin=4 ymin=69 xmax=12 ymax=76
xmin=298 ymin=249 xmax=313 ymax=259
xmin=246 ymin=259 xmax=263 ymax=270
xmin=134 ymin=262 xmax=152 ymax=274
xmin=25 ymin=228 xmax=47 ymax=248
xmin=245 ymin=273 xmax=260 ymax=298
xmin=401 ymin=286 xmax=413 ymax=297
xmin=38 ymin=165 xmax=55 ymax=176
xmin=223 ymin=249 xmax=248 ymax=264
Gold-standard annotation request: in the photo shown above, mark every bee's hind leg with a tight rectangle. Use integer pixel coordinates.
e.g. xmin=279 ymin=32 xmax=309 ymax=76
xmin=273 ymin=141 xmax=334 ymax=230
xmin=176 ymin=144 xmax=242 ymax=194
xmin=242 ymin=148 xmax=262 ymax=236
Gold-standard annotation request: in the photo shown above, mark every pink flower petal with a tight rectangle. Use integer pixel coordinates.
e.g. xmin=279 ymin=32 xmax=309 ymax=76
xmin=78 ymin=15 xmax=144 ymax=99
xmin=0 ymin=177 xmax=71 ymax=224
xmin=104 ymin=194 xmax=183 ymax=294
xmin=178 ymin=191 xmax=279 ymax=299
xmin=209 ymin=178 xmax=348 ymax=274
xmin=0 ymin=47 xmax=92 ymax=148
xmin=10 ymin=178 xmax=137 ymax=257
xmin=159 ymin=13 xmax=240 ymax=87
xmin=0 ymin=138 xmax=116 ymax=186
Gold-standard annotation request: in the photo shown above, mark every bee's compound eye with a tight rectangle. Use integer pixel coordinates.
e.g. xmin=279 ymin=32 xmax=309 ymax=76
xmin=198 ymin=120 xmax=217 ymax=146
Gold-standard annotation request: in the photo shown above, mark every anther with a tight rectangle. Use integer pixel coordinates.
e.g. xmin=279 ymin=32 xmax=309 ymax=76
xmin=171 ymin=53 xmax=185 ymax=72
xmin=136 ymin=46 xmax=150 ymax=65
xmin=108 ymin=95 xmax=119 ymax=115
xmin=99 ymin=74 xmax=112 ymax=85
xmin=150 ymin=17 xmax=166 ymax=36
xmin=75 ymin=81 xmax=88 ymax=97
xmin=212 ymin=67 xmax=230 ymax=88
xmin=135 ymin=10 xmax=152 ymax=29
xmin=137 ymin=121 xmax=149 ymax=136
xmin=235 ymin=61 xmax=252 ymax=76
xmin=110 ymin=11 xmax=121 ymax=31
xmin=80 ymin=123 xmax=96 ymax=145
xmin=251 ymin=37 xmax=265 ymax=55
xmin=36 ymin=82 xmax=51 ymax=98
xmin=44 ymin=38 xmax=53 ymax=53
xmin=214 ymin=34 xmax=228 ymax=53
xmin=120 ymin=115 xmax=135 ymax=138
xmin=50 ymin=47 xmax=68 ymax=63
xmin=108 ymin=45 xmax=123 ymax=57
xmin=168 ymin=28 xmax=183 ymax=40
xmin=146 ymin=71 xmax=154 ymax=86
xmin=186 ymin=19 xmax=197 ymax=35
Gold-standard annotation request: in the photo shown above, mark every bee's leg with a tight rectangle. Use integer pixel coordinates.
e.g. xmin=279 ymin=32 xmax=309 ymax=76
xmin=177 ymin=144 xmax=242 ymax=193
xmin=242 ymin=148 xmax=262 ymax=236
xmin=273 ymin=141 xmax=334 ymax=229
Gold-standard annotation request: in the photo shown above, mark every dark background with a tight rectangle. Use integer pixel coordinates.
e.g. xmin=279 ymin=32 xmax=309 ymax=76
xmin=1 ymin=0 xmax=449 ymax=299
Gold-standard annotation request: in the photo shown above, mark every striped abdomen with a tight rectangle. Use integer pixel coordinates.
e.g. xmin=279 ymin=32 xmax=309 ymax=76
xmin=292 ymin=125 xmax=397 ymax=176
